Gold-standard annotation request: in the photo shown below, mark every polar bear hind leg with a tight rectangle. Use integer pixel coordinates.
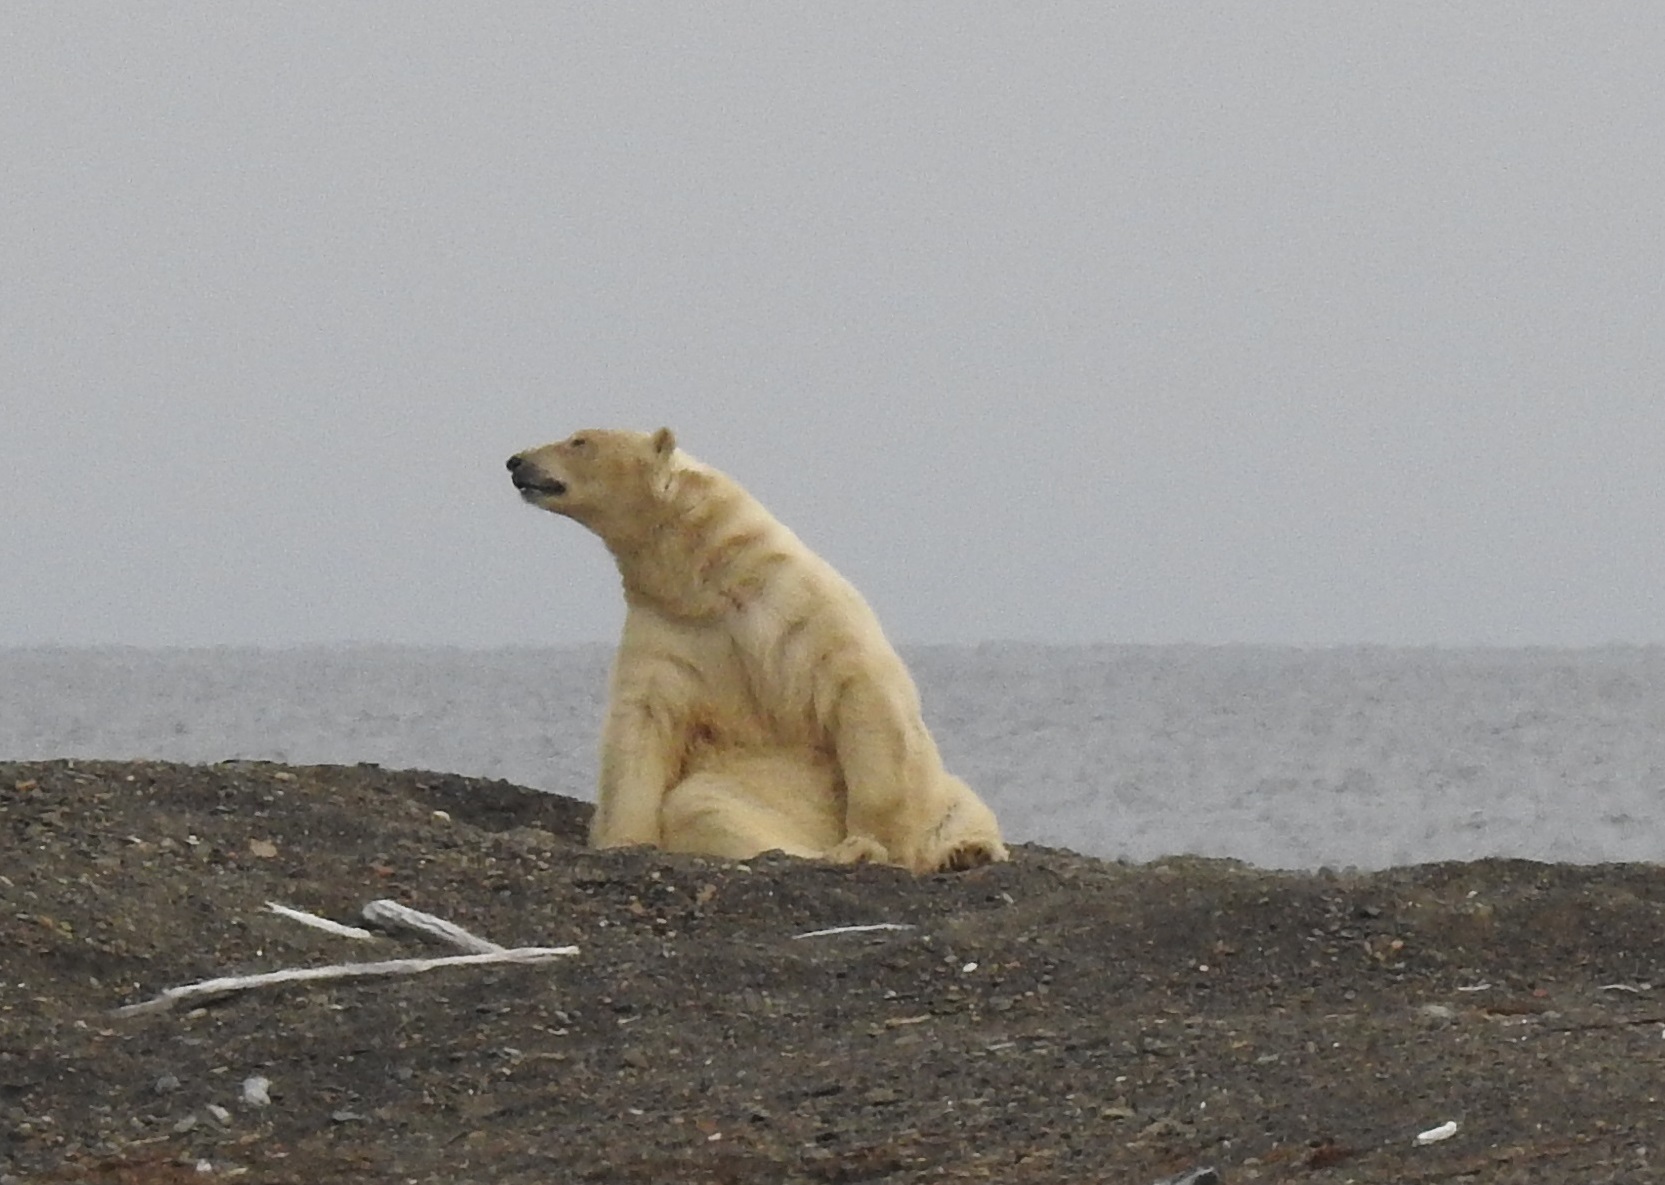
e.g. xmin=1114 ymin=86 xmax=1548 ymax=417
xmin=659 ymin=750 xmax=857 ymax=862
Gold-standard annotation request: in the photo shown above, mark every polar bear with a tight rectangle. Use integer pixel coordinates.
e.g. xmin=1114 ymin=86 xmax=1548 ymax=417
xmin=507 ymin=427 xmax=1007 ymax=874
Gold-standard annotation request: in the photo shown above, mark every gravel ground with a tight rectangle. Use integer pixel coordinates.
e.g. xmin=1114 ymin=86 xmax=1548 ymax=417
xmin=3 ymin=760 xmax=1663 ymax=1183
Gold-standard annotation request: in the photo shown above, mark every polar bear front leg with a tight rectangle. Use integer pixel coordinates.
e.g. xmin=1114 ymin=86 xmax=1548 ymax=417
xmin=830 ymin=672 xmax=941 ymax=869
xmin=592 ymin=700 xmax=675 ymax=849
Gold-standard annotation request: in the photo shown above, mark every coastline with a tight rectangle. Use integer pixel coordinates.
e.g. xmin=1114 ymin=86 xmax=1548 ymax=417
xmin=3 ymin=758 xmax=1660 ymax=1182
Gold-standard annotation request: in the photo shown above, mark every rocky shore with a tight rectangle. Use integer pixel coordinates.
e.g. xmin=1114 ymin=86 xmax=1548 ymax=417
xmin=3 ymin=760 xmax=1661 ymax=1182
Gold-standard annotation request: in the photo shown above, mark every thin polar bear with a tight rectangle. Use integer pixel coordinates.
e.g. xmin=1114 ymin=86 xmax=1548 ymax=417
xmin=506 ymin=427 xmax=1008 ymax=874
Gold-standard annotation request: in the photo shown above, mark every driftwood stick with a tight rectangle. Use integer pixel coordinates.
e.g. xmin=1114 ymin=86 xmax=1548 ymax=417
xmin=793 ymin=923 xmax=917 ymax=940
xmin=265 ymin=901 xmax=377 ymax=940
xmin=113 ymin=946 xmax=579 ymax=1017
xmin=360 ymin=899 xmax=506 ymax=954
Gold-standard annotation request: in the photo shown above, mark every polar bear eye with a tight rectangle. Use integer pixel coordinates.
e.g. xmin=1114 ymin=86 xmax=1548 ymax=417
xmin=569 ymin=436 xmax=589 ymax=449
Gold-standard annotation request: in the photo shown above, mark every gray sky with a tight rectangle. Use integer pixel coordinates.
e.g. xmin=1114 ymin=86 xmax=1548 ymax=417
xmin=4 ymin=4 xmax=1662 ymax=648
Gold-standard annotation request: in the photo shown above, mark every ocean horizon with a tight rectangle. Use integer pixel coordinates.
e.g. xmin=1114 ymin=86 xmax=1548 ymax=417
xmin=5 ymin=643 xmax=1662 ymax=872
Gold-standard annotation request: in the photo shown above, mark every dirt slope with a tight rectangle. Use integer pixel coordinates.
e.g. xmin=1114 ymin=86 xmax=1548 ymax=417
xmin=2 ymin=760 xmax=1662 ymax=1183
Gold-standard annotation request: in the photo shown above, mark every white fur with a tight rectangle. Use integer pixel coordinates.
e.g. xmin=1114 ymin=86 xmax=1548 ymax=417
xmin=510 ymin=428 xmax=1008 ymax=874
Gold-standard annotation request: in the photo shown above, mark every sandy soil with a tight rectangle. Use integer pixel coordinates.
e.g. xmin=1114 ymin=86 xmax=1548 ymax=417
xmin=3 ymin=760 xmax=1662 ymax=1183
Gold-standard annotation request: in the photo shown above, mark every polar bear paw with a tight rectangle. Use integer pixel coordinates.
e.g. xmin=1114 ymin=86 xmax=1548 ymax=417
xmin=825 ymin=835 xmax=891 ymax=866
xmin=932 ymin=838 xmax=1009 ymax=873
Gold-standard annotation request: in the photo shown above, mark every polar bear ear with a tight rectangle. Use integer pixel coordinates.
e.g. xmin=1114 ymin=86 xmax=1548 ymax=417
xmin=651 ymin=427 xmax=677 ymax=459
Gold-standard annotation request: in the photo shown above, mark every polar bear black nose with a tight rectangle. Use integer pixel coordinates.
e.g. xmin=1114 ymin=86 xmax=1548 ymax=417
xmin=506 ymin=455 xmax=523 ymax=472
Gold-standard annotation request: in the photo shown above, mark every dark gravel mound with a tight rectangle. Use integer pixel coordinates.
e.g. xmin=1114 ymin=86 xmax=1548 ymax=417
xmin=3 ymin=760 xmax=1662 ymax=1183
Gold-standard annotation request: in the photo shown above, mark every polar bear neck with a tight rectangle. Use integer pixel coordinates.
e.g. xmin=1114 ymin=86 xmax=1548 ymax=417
xmin=605 ymin=458 xmax=799 ymax=621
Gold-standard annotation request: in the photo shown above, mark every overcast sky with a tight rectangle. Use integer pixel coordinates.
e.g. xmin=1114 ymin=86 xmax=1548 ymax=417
xmin=4 ymin=4 xmax=1662 ymax=648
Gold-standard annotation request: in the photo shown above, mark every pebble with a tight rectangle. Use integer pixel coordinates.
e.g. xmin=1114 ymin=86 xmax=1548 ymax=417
xmin=154 ymin=1074 xmax=181 ymax=1095
xmin=1416 ymin=1119 xmax=1459 ymax=1145
xmin=241 ymin=1076 xmax=271 ymax=1107
xmin=207 ymin=1104 xmax=232 ymax=1124
xmin=1139 ymin=1116 xmax=1188 ymax=1140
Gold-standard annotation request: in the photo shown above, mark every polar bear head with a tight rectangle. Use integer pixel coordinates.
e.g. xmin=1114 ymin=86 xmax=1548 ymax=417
xmin=507 ymin=427 xmax=678 ymax=538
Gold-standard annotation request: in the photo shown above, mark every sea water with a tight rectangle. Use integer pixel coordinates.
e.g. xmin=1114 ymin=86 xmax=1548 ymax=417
xmin=3 ymin=644 xmax=1662 ymax=871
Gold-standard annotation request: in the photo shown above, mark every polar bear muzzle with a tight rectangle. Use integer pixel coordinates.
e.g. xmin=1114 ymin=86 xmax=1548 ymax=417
xmin=505 ymin=454 xmax=567 ymax=498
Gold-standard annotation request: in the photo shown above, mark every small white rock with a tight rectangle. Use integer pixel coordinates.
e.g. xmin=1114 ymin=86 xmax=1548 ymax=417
xmin=241 ymin=1076 xmax=271 ymax=1107
xmin=1415 ymin=1120 xmax=1458 ymax=1145
xmin=207 ymin=1104 xmax=232 ymax=1124
xmin=431 ymin=809 xmax=452 ymax=823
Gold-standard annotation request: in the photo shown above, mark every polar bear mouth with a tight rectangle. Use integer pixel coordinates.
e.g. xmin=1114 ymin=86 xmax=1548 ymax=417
xmin=512 ymin=476 xmax=567 ymax=498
